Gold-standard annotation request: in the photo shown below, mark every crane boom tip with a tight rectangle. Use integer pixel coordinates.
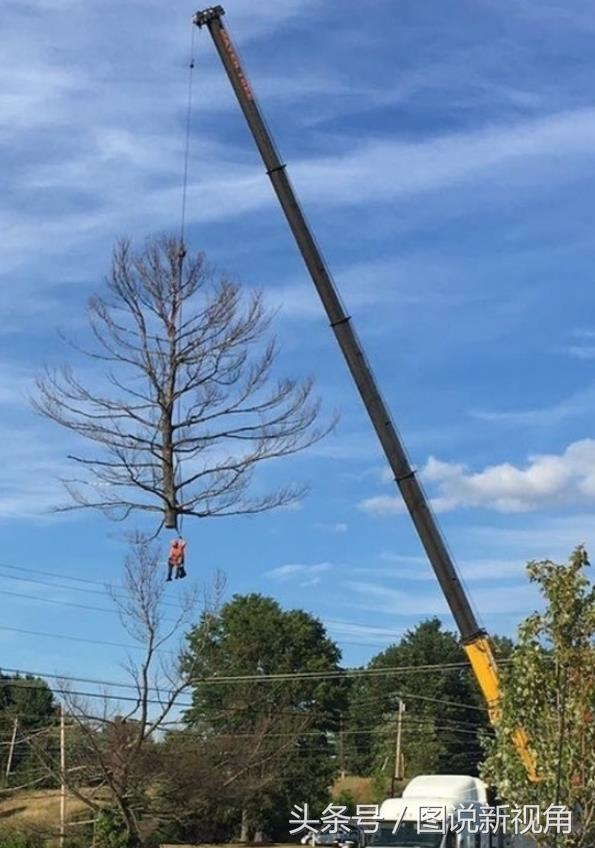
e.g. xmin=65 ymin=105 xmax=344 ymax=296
xmin=193 ymin=5 xmax=225 ymax=27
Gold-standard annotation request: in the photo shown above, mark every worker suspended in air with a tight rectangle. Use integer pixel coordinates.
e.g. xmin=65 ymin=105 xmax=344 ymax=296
xmin=167 ymin=538 xmax=187 ymax=581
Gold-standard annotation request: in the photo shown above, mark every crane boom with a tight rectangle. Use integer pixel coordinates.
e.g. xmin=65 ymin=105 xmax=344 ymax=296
xmin=193 ymin=5 xmax=536 ymax=779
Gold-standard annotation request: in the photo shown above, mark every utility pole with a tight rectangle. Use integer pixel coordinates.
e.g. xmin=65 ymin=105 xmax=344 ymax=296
xmin=5 ymin=717 xmax=18 ymax=779
xmin=339 ymin=714 xmax=346 ymax=779
xmin=60 ymin=706 xmax=66 ymax=848
xmin=391 ymin=700 xmax=405 ymax=796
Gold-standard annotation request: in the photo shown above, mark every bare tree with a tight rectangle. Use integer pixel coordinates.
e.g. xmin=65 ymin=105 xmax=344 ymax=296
xmin=27 ymin=536 xmax=220 ymax=847
xmin=154 ymin=708 xmax=316 ymax=843
xmin=34 ymin=235 xmax=333 ymax=529
xmin=23 ymin=541 xmax=327 ymax=846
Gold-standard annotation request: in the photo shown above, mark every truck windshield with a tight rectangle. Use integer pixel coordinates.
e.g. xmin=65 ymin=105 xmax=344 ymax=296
xmin=368 ymin=821 xmax=444 ymax=848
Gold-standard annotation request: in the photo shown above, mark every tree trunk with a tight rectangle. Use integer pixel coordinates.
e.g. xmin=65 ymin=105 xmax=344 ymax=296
xmin=161 ymin=410 xmax=177 ymax=528
xmin=119 ymin=796 xmax=144 ymax=848
xmin=240 ymin=807 xmax=249 ymax=843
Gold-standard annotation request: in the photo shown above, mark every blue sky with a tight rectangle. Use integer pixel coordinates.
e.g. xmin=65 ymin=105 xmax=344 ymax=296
xmin=2 ymin=0 xmax=595 ymax=692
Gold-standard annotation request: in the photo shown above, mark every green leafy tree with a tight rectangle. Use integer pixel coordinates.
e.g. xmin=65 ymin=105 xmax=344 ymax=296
xmin=182 ymin=593 xmax=346 ymax=840
xmin=482 ymin=547 xmax=595 ymax=847
xmin=344 ymin=619 xmax=497 ymax=780
xmin=0 ymin=673 xmax=57 ymax=786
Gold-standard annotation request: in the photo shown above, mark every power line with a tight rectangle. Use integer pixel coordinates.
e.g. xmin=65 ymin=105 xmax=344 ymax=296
xmin=165 ymin=713 xmax=484 ymax=737
xmin=0 ymin=577 xmax=411 ymax=651
xmin=185 ymin=662 xmax=485 ymax=684
xmin=0 ymin=561 xmax=110 ymax=587
xmin=1 ymin=588 xmax=113 ymax=615
xmin=0 ymin=577 xmax=506 ymax=659
xmin=2 ymin=681 xmax=186 ymax=709
xmin=0 ymin=621 xmax=408 ymax=654
xmin=0 ymin=560 xmax=413 ymax=643
xmin=345 ymin=689 xmax=487 ymax=712
xmin=0 ymin=668 xmax=162 ymax=694
xmin=0 ymin=588 xmax=180 ymax=624
xmin=0 ymin=564 xmax=180 ymax=610
xmin=1 ymin=668 xmax=487 ymax=715
xmin=0 ymin=569 xmax=115 ymax=598
xmin=0 ymin=661 xmax=487 ymax=691
xmin=157 ymin=720 xmax=481 ymax=740
xmin=0 ymin=625 xmax=138 ymax=652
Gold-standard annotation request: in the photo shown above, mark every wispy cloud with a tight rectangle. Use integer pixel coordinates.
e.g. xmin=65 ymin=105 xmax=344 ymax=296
xmin=565 ymin=345 xmax=595 ymax=360
xmin=0 ymin=423 xmax=76 ymax=521
xmin=8 ymin=48 xmax=595 ymax=316
xmin=358 ymin=439 xmax=595 ymax=515
xmin=314 ymin=522 xmax=348 ymax=533
xmin=467 ymin=514 xmax=595 ymax=561
xmin=563 ymin=330 xmax=595 ymax=360
xmin=323 ymin=618 xmax=405 ymax=646
xmin=264 ymin=562 xmax=333 ymax=587
xmin=471 ymin=384 xmax=595 ymax=426
xmin=268 ymin=255 xmax=468 ymax=321
xmin=355 ymin=554 xmax=529 ymax=584
xmin=288 ymin=107 xmax=595 ymax=209
xmin=358 ymin=495 xmax=407 ymax=517
xmin=344 ymin=580 xmax=541 ymax=617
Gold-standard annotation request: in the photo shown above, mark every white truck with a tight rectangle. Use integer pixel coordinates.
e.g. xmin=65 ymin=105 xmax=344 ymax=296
xmin=370 ymin=775 xmax=536 ymax=848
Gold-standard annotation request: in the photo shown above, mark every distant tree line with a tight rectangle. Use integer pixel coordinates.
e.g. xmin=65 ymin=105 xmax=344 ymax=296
xmin=4 ymin=549 xmax=593 ymax=848
xmin=0 ymin=606 xmax=497 ymax=845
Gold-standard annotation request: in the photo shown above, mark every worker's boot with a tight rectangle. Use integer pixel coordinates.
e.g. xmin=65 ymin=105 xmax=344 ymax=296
xmin=166 ymin=564 xmax=173 ymax=582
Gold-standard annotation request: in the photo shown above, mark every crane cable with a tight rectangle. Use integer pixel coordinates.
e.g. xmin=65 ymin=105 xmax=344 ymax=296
xmin=180 ymin=21 xmax=197 ymax=249
xmin=173 ymin=21 xmax=198 ymax=537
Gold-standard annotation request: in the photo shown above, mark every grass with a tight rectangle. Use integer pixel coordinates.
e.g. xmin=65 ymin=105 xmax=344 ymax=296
xmin=0 ymin=789 xmax=90 ymax=831
xmin=332 ymin=776 xmax=376 ymax=805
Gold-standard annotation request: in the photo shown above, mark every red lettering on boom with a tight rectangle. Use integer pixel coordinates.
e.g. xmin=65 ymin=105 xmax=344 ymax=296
xmin=220 ymin=29 xmax=253 ymax=101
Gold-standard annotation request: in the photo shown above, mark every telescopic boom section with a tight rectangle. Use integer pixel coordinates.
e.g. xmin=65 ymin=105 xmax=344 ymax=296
xmin=193 ymin=5 xmax=537 ymax=780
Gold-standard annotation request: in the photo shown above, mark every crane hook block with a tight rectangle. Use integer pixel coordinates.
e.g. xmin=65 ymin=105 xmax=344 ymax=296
xmin=194 ymin=6 xmax=225 ymax=27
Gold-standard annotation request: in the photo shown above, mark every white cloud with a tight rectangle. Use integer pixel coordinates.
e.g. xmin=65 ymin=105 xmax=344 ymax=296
xmin=358 ymin=495 xmax=407 ymax=517
xmin=423 ymin=441 xmax=595 ymax=512
xmin=358 ymin=439 xmax=595 ymax=515
xmin=314 ymin=521 xmax=348 ymax=533
xmin=264 ymin=562 xmax=333 ymax=584
xmin=380 ymin=552 xmax=427 ymax=564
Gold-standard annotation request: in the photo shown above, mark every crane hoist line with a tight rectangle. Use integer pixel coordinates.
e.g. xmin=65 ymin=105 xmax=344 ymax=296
xmin=192 ymin=5 xmax=538 ymax=781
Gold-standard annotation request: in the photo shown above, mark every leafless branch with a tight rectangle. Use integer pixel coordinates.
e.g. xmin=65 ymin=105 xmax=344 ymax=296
xmin=33 ymin=234 xmax=335 ymax=529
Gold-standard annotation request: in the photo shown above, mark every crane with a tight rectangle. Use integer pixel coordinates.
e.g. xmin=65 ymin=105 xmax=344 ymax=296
xmin=192 ymin=5 xmax=537 ymax=780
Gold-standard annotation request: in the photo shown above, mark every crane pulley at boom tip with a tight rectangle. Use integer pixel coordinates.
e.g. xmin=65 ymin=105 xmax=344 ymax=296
xmin=193 ymin=5 xmax=225 ymax=27
xmin=191 ymin=5 xmax=538 ymax=782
